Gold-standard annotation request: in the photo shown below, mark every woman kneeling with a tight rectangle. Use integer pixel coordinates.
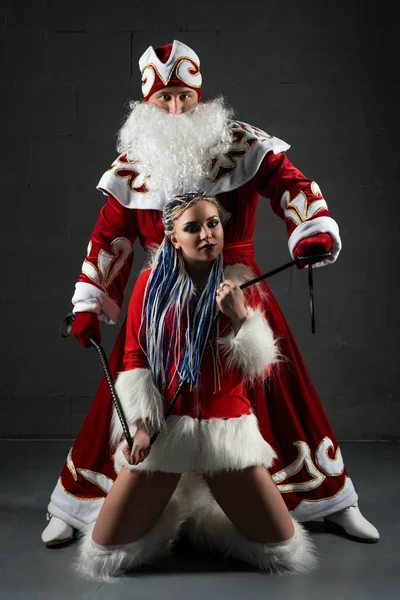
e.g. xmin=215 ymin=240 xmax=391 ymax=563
xmin=76 ymin=191 xmax=317 ymax=580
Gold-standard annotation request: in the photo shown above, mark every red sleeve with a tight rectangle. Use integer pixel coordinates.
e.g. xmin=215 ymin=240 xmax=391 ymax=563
xmin=123 ymin=269 xmax=152 ymax=371
xmin=252 ymin=151 xmax=331 ymax=239
xmin=72 ymin=194 xmax=139 ymax=323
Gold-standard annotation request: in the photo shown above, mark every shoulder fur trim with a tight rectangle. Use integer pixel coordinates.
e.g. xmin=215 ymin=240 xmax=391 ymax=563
xmin=110 ymin=369 xmax=165 ymax=448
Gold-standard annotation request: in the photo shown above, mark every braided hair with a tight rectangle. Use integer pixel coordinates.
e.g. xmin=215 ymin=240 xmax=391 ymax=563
xmin=139 ymin=191 xmax=229 ymax=393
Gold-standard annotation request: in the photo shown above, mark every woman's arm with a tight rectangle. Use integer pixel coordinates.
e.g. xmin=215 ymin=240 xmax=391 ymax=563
xmin=217 ymin=280 xmax=278 ymax=383
xmin=110 ymin=269 xmax=166 ymax=453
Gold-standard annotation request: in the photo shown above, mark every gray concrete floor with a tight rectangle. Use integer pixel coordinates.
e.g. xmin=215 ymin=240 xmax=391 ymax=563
xmin=0 ymin=441 xmax=398 ymax=600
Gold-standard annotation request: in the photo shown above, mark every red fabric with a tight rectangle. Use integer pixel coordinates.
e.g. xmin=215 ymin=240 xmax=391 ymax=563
xmin=123 ymin=268 xmax=272 ymax=420
xmin=71 ymin=312 xmax=102 ymax=348
xmin=293 ymin=233 xmax=333 ymax=269
xmin=76 ymin=195 xmax=138 ymax=311
xmin=57 ymin=153 xmax=348 ymax=516
xmin=155 ymin=43 xmax=173 ymax=63
xmin=253 ymin=152 xmax=330 ymax=239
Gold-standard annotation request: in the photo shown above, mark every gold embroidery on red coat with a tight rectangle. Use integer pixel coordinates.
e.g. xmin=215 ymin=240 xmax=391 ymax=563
xmin=271 ymin=437 xmax=345 ymax=494
xmin=113 ymin=154 xmax=150 ymax=194
xmin=281 ymin=188 xmax=328 ymax=226
xmin=315 ymin=436 xmax=345 ymax=477
xmin=62 ymin=455 xmax=116 ymax=498
xmin=76 ymin=469 xmax=115 ymax=495
xmin=311 ymin=181 xmax=323 ymax=198
xmin=272 ymin=441 xmax=326 ymax=493
xmin=66 ymin=449 xmax=78 ymax=482
xmin=82 ymin=237 xmax=133 ymax=292
xmin=206 ymin=121 xmax=272 ymax=183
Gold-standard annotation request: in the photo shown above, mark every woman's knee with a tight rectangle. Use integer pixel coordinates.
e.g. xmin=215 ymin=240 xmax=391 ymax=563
xmin=92 ymin=470 xmax=181 ymax=545
xmin=205 ymin=467 xmax=295 ymax=544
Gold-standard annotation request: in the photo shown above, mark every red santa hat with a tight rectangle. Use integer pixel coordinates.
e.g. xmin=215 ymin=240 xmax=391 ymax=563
xmin=139 ymin=40 xmax=203 ymax=101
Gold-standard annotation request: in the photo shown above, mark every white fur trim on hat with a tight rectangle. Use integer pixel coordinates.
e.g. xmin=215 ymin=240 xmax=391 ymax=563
xmin=114 ymin=413 xmax=277 ymax=474
xmin=288 ymin=215 xmax=342 ymax=268
xmin=218 ymin=307 xmax=278 ymax=383
xmin=111 ymin=369 xmax=165 ymax=448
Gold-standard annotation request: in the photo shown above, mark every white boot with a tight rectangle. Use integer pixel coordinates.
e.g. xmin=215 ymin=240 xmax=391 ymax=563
xmin=186 ymin=493 xmax=317 ymax=574
xmin=75 ymin=492 xmax=186 ymax=581
xmin=41 ymin=514 xmax=75 ymax=547
xmin=324 ymin=503 xmax=380 ymax=542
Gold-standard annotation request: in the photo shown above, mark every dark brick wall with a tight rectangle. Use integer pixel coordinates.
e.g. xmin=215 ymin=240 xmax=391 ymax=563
xmin=1 ymin=0 xmax=399 ymax=438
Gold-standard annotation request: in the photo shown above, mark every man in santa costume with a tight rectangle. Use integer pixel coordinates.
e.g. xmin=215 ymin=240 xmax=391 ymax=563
xmin=42 ymin=40 xmax=379 ymax=547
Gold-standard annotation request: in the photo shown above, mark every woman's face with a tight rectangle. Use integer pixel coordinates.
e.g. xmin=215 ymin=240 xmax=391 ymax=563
xmin=169 ymin=200 xmax=224 ymax=265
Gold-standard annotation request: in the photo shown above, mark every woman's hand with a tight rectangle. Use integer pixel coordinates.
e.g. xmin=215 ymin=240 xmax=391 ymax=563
xmin=216 ymin=279 xmax=247 ymax=335
xmin=122 ymin=422 xmax=151 ymax=466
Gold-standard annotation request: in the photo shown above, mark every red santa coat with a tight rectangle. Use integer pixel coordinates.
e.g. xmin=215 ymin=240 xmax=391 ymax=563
xmin=111 ymin=265 xmax=278 ymax=474
xmin=48 ymin=122 xmax=356 ymax=530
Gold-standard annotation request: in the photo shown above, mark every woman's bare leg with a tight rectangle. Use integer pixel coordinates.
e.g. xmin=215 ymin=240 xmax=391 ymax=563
xmin=205 ymin=466 xmax=294 ymax=543
xmin=92 ymin=467 xmax=181 ymax=546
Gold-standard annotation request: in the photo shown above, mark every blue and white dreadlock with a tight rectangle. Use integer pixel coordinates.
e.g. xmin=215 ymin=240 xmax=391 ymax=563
xmin=139 ymin=191 xmax=229 ymax=393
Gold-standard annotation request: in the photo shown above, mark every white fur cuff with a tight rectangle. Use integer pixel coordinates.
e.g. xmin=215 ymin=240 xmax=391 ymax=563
xmin=72 ymin=281 xmax=120 ymax=324
xmin=218 ymin=307 xmax=278 ymax=381
xmin=288 ymin=216 xmax=342 ymax=268
xmin=110 ymin=369 xmax=165 ymax=448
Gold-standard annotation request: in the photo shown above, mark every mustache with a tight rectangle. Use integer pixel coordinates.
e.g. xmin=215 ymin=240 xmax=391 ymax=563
xmin=116 ymin=96 xmax=234 ymax=197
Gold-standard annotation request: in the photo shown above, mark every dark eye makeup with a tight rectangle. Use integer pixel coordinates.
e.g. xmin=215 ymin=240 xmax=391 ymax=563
xmin=183 ymin=219 xmax=220 ymax=233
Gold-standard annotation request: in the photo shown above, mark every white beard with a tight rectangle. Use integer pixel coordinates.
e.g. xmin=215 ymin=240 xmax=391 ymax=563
xmin=116 ymin=97 xmax=233 ymax=197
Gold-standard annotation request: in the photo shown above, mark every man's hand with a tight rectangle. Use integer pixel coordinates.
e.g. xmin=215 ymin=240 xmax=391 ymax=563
xmin=293 ymin=233 xmax=333 ymax=269
xmin=122 ymin=423 xmax=151 ymax=466
xmin=216 ymin=279 xmax=247 ymax=335
xmin=70 ymin=312 xmax=102 ymax=348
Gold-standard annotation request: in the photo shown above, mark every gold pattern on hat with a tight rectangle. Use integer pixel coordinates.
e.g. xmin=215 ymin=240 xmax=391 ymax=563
xmin=142 ymin=56 xmax=202 ymax=94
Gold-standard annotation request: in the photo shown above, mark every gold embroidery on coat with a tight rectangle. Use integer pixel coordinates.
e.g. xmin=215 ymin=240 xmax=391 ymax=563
xmin=206 ymin=121 xmax=272 ymax=183
xmin=315 ymin=436 xmax=345 ymax=477
xmin=66 ymin=450 xmax=78 ymax=482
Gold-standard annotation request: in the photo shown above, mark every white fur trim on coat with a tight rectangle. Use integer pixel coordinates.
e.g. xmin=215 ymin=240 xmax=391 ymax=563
xmin=185 ymin=481 xmax=317 ymax=574
xmin=218 ymin=307 xmax=278 ymax=383
xmin=288 ymin=215 xmax=342 ymax=268
xmin=111 ymin=368 xmax=165 ymax=448
xmin=75 ymin=491 xmax=185 ymax=581
xmin=114 ymin=413 xmax=277 ymax=474
xmin=72 ymin=281 xmax=120 ymax=324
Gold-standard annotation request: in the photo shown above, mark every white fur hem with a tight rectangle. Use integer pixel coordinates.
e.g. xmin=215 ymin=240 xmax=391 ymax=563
xmin=218 ymin=307 xmax=278 ymax=382
xmin=72 ymin=282 xmax=120 ymax=324
xmin=111 ymin=369 xmax=165 ymax=447
xmin=288 ymin=216 xmax=342 ymax=267
xmin=114 ymin=413 xmax=277 ymax=474
xmin=75 ymin=492 xmax=185 ymax=581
